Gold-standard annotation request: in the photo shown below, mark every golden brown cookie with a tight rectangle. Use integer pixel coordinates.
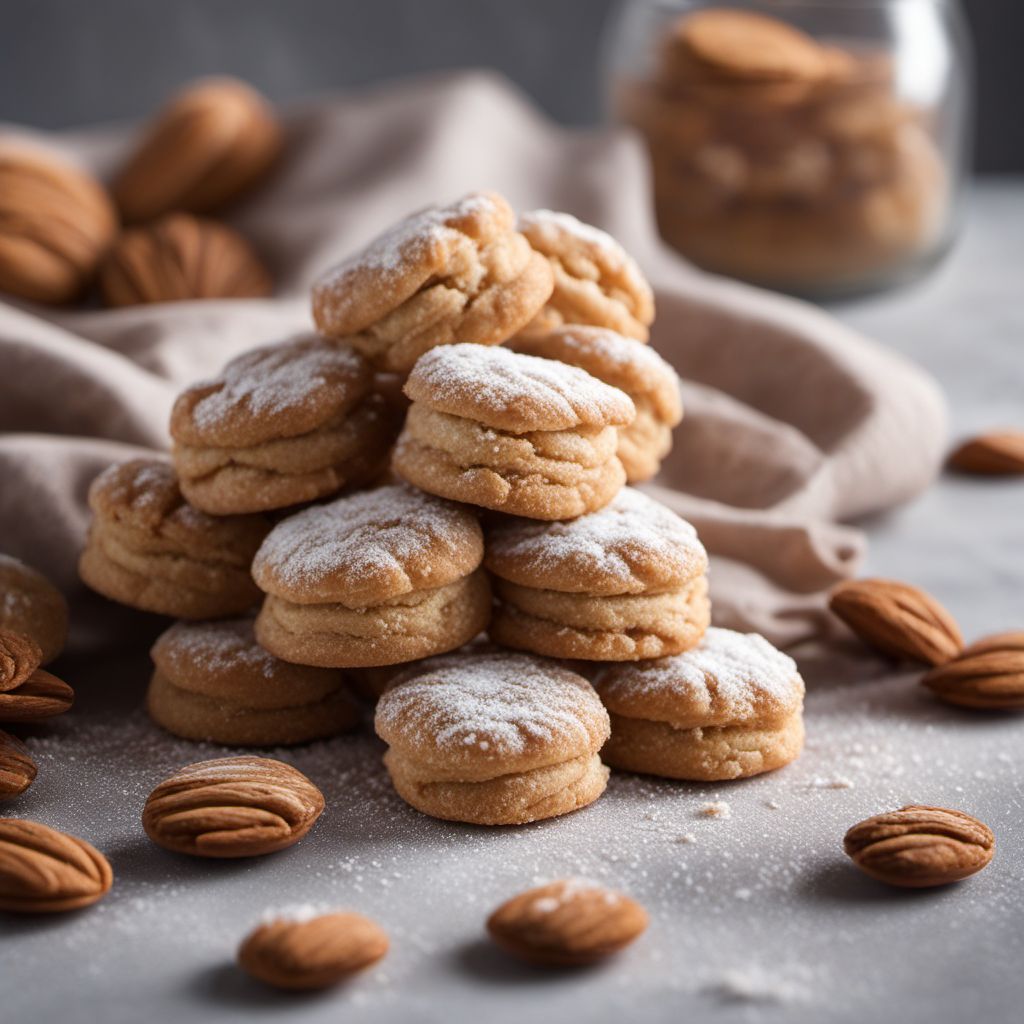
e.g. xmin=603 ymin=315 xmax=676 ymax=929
xmin=0 ymin=140 xmax=117 ymax=304
xmin=595 ymin=627 xmax=805 ymax=780
xmin=516 ymin=210 xmax=655 ymax=341
xmin=486 ymin=487 xmax=709 ymax=661
xmin=79 ymin=459 xmax=269 ymax=619
xmin=253 ymin=484 xmax=490 ymax=668
xmin=112 ymin=76 xmax=282 ymax=223
xmin=510 ymin=326 xmax=683 ymax=483
xmin=147 ymin=618 xmax=360 ymax=745
xmin=99 ymin=213 xmax=272 ymax=306
xmin=392 ymin=344 xmax=635 ymax=520
xmin=311 ymin=191 xmax=554 ymax=373
xmin=375 ymin=651 xmax=610 ymax=825
xmin=0 ymin=554 xmax=69 ymax=664
xmin=170 ymin=334 xmax=397 ymax=515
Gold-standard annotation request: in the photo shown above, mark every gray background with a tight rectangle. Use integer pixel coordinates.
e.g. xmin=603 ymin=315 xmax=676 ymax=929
xmin=0 ymin=0 xmax=1022 ymax=170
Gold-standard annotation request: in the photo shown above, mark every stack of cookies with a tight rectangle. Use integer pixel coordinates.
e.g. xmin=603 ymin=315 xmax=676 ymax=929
xmin=80 ymin=188 xmax=805 ymax=826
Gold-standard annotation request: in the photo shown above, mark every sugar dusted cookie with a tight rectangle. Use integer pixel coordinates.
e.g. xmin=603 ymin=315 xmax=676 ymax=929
xmin=79 ymin=459 xmax=268 ymax=619
xmin=595 ymin=627 xmax=805 ymax=780
xmin=252 ymin=484 xmax=490 ymax=668
xmin=311 ymin=191 xmax=554 ymax=373
xmin=171 ymin=334 xmax=397 ymax=515
xmin=0 ymin=554 xmax=69 ymax=664
xmin=511 ymin=326 xmax=683 ymax=482
xmin=485 ymin=488 xmax=709 ymax=660
xmin=374 ymin=651 xmax=610 ymax=825
xmin=147 ymin=618 xmax=359 ymax=745
xmin=517 ymin=210 xmax=655 ymax=341
xmin=392 ymin=344 xmax=635 ymax=520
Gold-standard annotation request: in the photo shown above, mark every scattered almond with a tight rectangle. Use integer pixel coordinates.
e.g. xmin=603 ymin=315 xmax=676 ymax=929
xmin=0 ymin=668 xmax=74 ymax=722
xmin=0 ymin=730 xmax=37 ymax=801
xmin=922 ymin=631 xmax=1024 ymax=709
xmin=142 ymin=756 xmax=325 ymax=858
xmin=0 ymin=818 xmax=113 ymax=912
xmin=487 ymin=879 xmax=648 ymax=966
xmin=238 ymin=911 xmax=389 ymax=989
xmin=829 ymin=578 xmax=963 ymax=666
xmin=844 ymin=805 xmax=994 ymax=888
xmin=0 ymin=630 xmax=42 ymax=692
xmin=948 ymin=431 xmax=1024 ymax=475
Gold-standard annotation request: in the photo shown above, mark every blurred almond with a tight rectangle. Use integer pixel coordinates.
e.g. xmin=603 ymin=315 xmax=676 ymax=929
xmin=238 ymin=911 xmax=389 ymax=989
xmin=0 ymin=629 xmax=42 ymax=692
xmin=113 ymin=76 xmax=282 ymax=223
xmin=0 ymin=730 xmax=37 ymax=801
xmin=0 ymin=669 xmax=74 ymax=722
xmin=142 ymin=756 xmax=324 ymax=858
xmin=0 ymin=818 xmax=112 ymax=912
xmin=487 ymin=879 xmax=648 ymax=966
xmin=948 ymin=431 xmax=1024 ymax=475
xmin=0 ymin=140 xmax=117 ymax=304
xmin=829 ymin=578 xmax=963 ymax=666
xmin=99 ymin=213 xmax=272 ymax=306
xmin=922 ymin=631 xmax=1024 ymax=709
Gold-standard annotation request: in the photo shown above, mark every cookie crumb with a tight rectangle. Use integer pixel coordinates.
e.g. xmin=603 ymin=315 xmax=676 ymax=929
xmin=699 ymin=800 xmax=731 ymax=819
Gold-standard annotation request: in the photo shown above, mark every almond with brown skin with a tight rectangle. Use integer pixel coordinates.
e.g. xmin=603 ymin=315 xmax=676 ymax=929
xmin=238 ymin=911 xmax=389 ymax=989
xmin=0 ymin=630 xmax=42 ymax=692
xmin=0 ymin=730 xmax=37 ymax=800
xmin=0 ymin=819 xmax=113 ymax=912
xmin=487 ymin=879 xmax=649 ymax=966
xmin=0 ymin=669 xmax=74 ymax=722
xmin=948 ymin=431 xmax=1024 ymax=475
xmin=922 ymin=631 xmax=1024 ymax=709
xmin=829 ymin=578 xmax=963 ymax=666
xmin=844 ymin=805 xmax=994 ymax=888
xmin=142 ymin=756 xmax=324 ymax=858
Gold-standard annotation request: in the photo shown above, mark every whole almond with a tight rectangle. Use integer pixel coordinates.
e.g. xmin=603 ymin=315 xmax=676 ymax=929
xmin=487 ymin=879 xmax=648 ymax=966
xmin=948 ymin=431 xmax=1024 ymax=475
xmin=922 ymin=631 xmax=1024 ymax=709
xmin=829 ymin=578 xmax=963 ymax=666
xmin=0 ymin=669 xmax=74 ymax=722
xmin=142 ymin=756 xmax=324 ymax=858
xmin=238 ymin=911 xmax=389 ymax=989
xmin=0 ymin=819 xmax=113 ymax=912
xmin=0 ymin=730 xmax=37 ymax=800
xmin=844 ymin=805 xmax=994 ymax=888
xmin=0 ymin=630 xmax=42 ymax=692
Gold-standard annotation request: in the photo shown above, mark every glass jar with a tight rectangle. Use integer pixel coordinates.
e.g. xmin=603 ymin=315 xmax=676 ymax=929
xmin=604 ymin=0 xmax=972 ymax=297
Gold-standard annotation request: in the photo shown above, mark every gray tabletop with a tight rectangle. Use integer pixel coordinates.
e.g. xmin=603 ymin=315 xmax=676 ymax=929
xmin=6 ymin=179 xmax=1023 ymax=1024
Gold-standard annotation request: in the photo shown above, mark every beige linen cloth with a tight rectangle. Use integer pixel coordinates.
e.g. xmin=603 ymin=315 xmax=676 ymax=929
xmin=0 ymin=72 xmax=946 ymax=654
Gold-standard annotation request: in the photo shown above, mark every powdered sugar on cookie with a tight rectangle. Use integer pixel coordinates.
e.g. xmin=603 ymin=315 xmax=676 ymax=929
xmin=519 ymin=209 xmax=632 ymax=266
xmin=153 ymin=618 xmax=280 ymax=680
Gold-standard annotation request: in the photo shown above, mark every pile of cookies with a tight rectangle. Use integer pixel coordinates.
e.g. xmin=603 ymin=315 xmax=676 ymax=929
xmin=614 ymin=8 xmax=947 ymax=292
xmin=76 ymin=188 xmax=806 ymax=826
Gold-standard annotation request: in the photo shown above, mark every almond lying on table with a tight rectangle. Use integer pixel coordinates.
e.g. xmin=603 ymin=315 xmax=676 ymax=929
xmin=922 ymin=631 xmax=1024 ymax=709
xmin=828 ymin=578 xmax=963 ymax=666
xmin=0 ymin=630 xmax=42 ymax=692
xmin=0 ymin=730 xmax=37 ymax=801
xmin=844 ymin=805 xmax=994 ymax=888
xmin=948 ymin=430 xmax=1024 ymax=475
xmin=487 ymin=879 xmax=649 ymax=967
xmin=238 ymin=910 xmax=389 ymax=990
xmin=0 ymin=669 xmax=74 ymax=722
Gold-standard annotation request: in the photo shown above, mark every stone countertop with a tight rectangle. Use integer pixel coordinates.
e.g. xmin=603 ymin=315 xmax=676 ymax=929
xmin=5 ymin=179 xmax=1023 ymax=1024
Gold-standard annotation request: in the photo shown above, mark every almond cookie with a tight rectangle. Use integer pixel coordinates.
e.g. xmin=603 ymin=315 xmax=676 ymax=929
xmin=594 ymin=627 xmax=805 ymax=780
xmin=147 ymin=618 xmax=359 ymax=745
xmin=486 ymin=488 xmax=709 ymax=661
xmin=392 ymin=344 xmax=635 ymax=520
xmin=112 ymin=76 xmax=282 ymax=223
xmin=374 ymin=651 xmax=610 ymax=825
xmin=517 ymin=210 xmax=655 ymax=341
xmin=312 ymin=191 xmax=554 ymax=373
xmin=79 ymin=459 xmax=269 ymax=619
xmin=253 ymin=485 xmax=490 ymax=668
xmin=0 ymin=554 xmax=69 ymax=664
xmin=510 ymin=326 xmax=683 ymax=482
xmin=170 ymin=334 xmax=397 ymax=515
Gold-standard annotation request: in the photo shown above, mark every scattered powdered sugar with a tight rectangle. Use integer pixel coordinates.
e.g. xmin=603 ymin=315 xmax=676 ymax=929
xmin=259 ymin=903 xmax=329 ymax=925
xmin=699 ymin=800 xmax=731 ymax=819
xmin=152 ymin=618 xmax=280 ymax=680
xmin=407 ymin=343 xmax=635 ymax=430
xmin=529 ymin=877 xmax=621 ymax=914
xmin=486 ymin=487 xmax=706 ymax=590
xmin=701 ymin=964 xmax=817 ymax=1005
xmin=519 ymin=209 xmax=628 ymax=264
xmin=376 ymin=652 xmax=603 ymax=756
